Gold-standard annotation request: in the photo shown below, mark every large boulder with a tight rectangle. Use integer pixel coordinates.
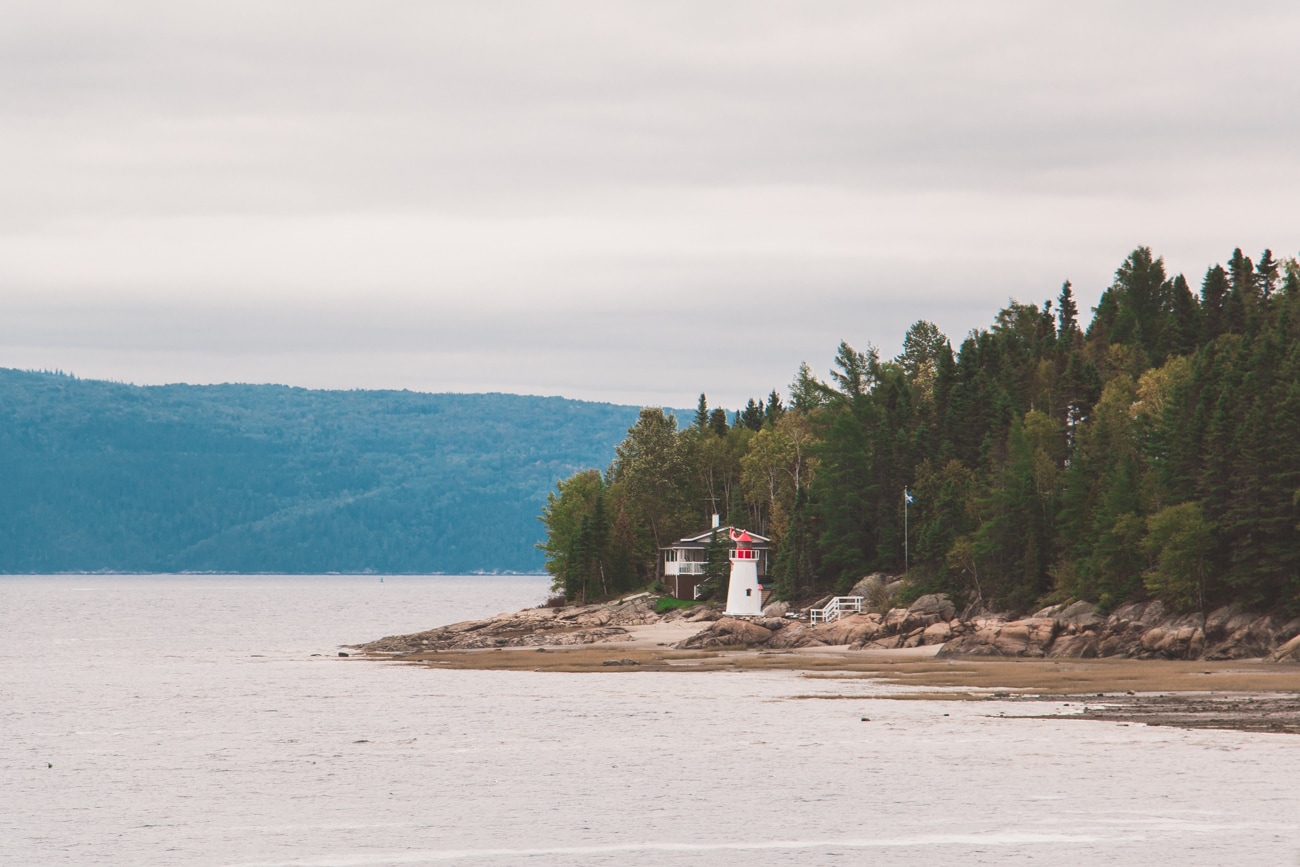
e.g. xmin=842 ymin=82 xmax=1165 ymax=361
xmin=675 ymin=617 xmax=774 ymax=650
xmin=1057 ymin=600 xmax=1104 ymax=630
xmin=1048 ymin=632 xmax=1098 ymax=658
xmin=939 ymin=617 xmax=1058 ymax=658
xmin=1202 ymin=605 xmax=1241 ymax=642
xmin=1271 ymin=633 xmax=1300 ymax=662
xmin=909 ymin=593 xmax=957 ymax=622
xmin=807 ymin=613 xmax=882 ymax=646
xmin=766 ymin=622 xmax=819 ymax=649
xmin=762 ymin=600 xmax=790 ymax=618
xmin=919 ymin=621 xmax=952 ymax=645
xmin=848 ymin=574 xmax=884 ymax=599
xmin=1204 ymin=614 xmax=1277 ymax=660
xmin=1139 ymin=624 xmax=1205 ymax=659
xmin=883 ymin=607 xmax=911 ymax=632
xmin=688 ymin=606 xmax=724 ymax=622
xmin=848 ymin=573 xmax=899 ymax=610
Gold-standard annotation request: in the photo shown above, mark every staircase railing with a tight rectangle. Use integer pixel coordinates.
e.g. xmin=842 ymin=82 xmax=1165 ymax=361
xmin=809 ymin=596 xmax=865 ymax=624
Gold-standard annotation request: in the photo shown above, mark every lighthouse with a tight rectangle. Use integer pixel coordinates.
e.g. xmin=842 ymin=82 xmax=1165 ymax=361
xmin=724 ymin=529 xmax=765 ymax=616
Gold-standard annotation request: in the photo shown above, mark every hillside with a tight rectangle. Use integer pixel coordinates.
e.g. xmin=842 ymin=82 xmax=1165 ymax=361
xmin=0 ymin=369 xmax=645 ymax=573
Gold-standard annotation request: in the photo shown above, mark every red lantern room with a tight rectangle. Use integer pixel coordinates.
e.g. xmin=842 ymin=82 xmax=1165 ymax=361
xmin=729 ymin=529 xmax=758 ymax=561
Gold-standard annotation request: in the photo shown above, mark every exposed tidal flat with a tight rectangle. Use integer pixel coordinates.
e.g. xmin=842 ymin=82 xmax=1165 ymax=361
xmin=4 ymin=576 xmax=1300 ymax=866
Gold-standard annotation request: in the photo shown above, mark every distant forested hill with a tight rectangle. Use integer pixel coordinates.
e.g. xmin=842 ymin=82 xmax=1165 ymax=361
xmin=0 ymin=369 xmax=646 ymax=573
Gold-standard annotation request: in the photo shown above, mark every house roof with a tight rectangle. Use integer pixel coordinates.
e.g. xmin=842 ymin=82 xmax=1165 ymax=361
xmin=662 ymin=525 xmax=771 ymax=549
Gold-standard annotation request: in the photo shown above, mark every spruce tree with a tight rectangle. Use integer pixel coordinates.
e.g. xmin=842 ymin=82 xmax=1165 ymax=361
xmin=708 ymin=408 xmax=729 ymax=437
xmin=693 ymin=393 xmax=710 ymax=430
xmin=1165 ymin=274 xmax=1202 ymax=357
xmin=1056 ymin=281 xmax=1082 ymax=356
xmin=764 ymin=390 xmax=785 ymax=427
xmin=1257 ymin=249 xmax=1280 ymax=299
xmin=1201 ymin=265 xmax=1230 ymax=340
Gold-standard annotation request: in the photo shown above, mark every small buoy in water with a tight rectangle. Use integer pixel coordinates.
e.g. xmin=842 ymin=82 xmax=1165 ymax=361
xmin=47 ymin=762 xmax=52 ymax=768
xmin=338 ymin=651 xmax=350 ymax=657
xmin=860 ymin=717 xmax=870 ymax=722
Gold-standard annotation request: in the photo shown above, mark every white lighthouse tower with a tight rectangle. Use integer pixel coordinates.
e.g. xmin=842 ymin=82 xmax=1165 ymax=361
xmin=724 ymin=529 xmax=765 ymax=616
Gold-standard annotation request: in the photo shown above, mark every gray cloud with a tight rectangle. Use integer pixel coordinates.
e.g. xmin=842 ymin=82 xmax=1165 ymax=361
xmin=2 ymin=2 xmax=1299 ymax=407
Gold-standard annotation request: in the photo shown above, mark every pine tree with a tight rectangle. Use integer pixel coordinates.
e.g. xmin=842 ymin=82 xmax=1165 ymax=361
xmin=1201 ymin=265 xmax=1230 ymax=340
xmin=1223 ymin=247 xmax=1256 ymax=334
xmin=702 ymin=528 xmax=730 ymax=600
xmin=1165 ymin=274 xmax=1202 ymax=357
xmin=693 ymin=393 xmax=710 ymax=430
xmin=789 ymin=361 xmax=827 ymax=413
xmin=764 ymin=390 xmax=785 ymax=427
xmin=811 ymin=402 xmax=876 ymax=587
xmin=1257 ymin=249 xmax=1280 ymax=299
xmin=772 ymin=488 xmax=818 ymax=599
xmin=708 ymin=408 xmax=729 ymax=437
xmin=1057 ymin=280 xmax=1080 ymax=343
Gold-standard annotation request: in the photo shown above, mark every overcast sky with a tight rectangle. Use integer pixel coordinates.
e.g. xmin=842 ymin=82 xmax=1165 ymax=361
xmin=2 ymin=2 xmax=1298 ymax=409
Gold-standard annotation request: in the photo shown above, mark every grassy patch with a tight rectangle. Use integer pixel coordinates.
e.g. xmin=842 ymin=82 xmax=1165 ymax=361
xmin=654 ymin=597 xmax=699 ymax=615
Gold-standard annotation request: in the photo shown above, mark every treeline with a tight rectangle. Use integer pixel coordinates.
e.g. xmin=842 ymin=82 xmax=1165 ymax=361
xmin=0 ymin=370 xmax=644 ymax=573
xmin=541 ymin=246 xmax=1300 ymax=615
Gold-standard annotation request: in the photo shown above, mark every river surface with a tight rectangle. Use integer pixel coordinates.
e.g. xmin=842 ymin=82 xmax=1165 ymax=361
xmin=2 ymin=574 xmax=1298 ymax=866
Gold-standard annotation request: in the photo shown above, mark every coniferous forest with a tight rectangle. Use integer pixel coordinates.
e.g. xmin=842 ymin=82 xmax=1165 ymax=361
xmin=541 ymin=247 xmax=1300 ymax=616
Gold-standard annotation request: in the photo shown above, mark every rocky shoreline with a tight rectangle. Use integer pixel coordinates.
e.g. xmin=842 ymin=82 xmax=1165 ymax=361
xmin=354 ymin=590 xmax=1300 ymax=735
xmin=358 ymin=590 xmax=1300 ymax=663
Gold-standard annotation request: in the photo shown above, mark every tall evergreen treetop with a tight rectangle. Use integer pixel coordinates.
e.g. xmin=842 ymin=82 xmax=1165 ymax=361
xmin=1201 ymin=264 xmax=1230 ymax=340
xmin=1057 ymin=280 xmax=1080 ymax=344
xmin=789 ymin=361 xmax=828 ymax=413
xmin=829 ymin=341 xmax=877 ymax=399
xmin=693 ymin=393 xmax=710 ymax=430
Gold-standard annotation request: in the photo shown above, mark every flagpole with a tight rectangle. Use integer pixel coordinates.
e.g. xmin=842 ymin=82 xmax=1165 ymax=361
xmin=904 ymin=486 xmax=909 ymax=575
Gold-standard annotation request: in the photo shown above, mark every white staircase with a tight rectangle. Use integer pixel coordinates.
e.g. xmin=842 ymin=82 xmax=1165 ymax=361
xmin=808 ymin=596 xmax=865 ymax=624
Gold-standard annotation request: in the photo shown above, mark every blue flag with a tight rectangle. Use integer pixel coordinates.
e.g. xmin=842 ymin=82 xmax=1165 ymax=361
xmin=904 ymin=488 xmax=915 ymax=504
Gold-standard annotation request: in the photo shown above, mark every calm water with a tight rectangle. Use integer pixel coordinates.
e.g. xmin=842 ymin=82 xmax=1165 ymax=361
xmin=3 ymin=575 xmax=1298 ymax=866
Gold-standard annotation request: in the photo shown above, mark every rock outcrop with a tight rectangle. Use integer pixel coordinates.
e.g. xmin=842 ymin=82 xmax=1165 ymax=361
xmin=674 ymin=592 xmax=1300 ymax=660
xmin=937 ymin=600 xmax=1300 ymax=661
xmin=676 ymin=617 xmax=776 ymax=649
xmin=360 ymin=588 xmax=1300 ymax=662
xmin=1272 ymin=633 xmax=1300 ymax=662
xmin=359 ymin=595 xmax=668 ymax=653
